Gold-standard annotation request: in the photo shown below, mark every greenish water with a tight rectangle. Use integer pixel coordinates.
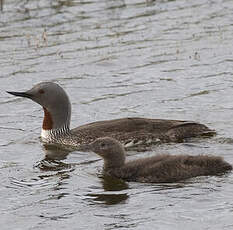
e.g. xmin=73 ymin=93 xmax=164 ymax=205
xmin=1 ymin=0 xmax=233 ymax=229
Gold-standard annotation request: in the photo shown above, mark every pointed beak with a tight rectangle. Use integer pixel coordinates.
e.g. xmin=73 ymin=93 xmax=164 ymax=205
xmin=6 ymin=91 xmax=32 ymax=99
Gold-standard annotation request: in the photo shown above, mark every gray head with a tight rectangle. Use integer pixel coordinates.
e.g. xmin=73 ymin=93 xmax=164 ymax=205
xmin=7 ymin=82 xmax=71 ymax=134
xmin=90 ymin=137 xmax=126 ymax=169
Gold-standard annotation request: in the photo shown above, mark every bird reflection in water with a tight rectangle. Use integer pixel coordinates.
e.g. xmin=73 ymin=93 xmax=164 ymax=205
xmin=35 ymin=143 xmax=73 ymax=171
xmin=87 ymin=174 xmax=129 ymax=205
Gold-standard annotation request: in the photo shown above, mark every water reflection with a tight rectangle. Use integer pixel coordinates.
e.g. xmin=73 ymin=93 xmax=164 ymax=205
xmin=35 ymin=158 xmax=73 ymax=171
xmin=33 ymin=143 xmax=75 ymax=172
xmin=87 ymin=175 xmax=129 ymax=205
xmin=42 ymin=143 xmax=71 ymax=161
xmin=88 ymin=193 xmax=129 ymax=205
xmin=150 ymin=182 xmax=186 ymax=192
xmin=100 ymin=174 xmax=129 ymax=191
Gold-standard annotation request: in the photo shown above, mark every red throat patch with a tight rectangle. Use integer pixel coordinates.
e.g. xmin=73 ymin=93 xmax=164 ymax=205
xmin=42 ymin=107 xmax=53 ymax=130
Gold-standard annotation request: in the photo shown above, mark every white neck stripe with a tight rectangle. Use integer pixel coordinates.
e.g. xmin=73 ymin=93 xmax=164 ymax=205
xmin=41 ymin=125 xmax=70 ymax=142
xmin=41 ymin=129 xmax=51 ymax=140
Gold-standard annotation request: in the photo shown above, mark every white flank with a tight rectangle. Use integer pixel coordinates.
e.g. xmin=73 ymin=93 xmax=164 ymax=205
xmin=41 ymin=129 xmax=51 ymax=141
xmin=124 ymin=140 xmax=134 ymax=148
xmin=124 ymin=140 xmax=143 ymax=148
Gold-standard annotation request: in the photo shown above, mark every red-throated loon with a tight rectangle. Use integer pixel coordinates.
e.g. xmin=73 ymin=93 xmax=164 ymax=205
xmin=7 ymin=82 xmax=215 ymax=150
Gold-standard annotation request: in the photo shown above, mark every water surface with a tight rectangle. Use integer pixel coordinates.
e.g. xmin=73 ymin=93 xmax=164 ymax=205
xmin=1 ymin=0 xmax=233 ymax=229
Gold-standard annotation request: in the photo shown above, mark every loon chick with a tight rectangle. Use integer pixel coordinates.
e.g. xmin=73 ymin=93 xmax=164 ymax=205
xmin=7 ymin=82 xmax=215 ymax=150
xmin=90 ymin=137 xmax=232 ymax=183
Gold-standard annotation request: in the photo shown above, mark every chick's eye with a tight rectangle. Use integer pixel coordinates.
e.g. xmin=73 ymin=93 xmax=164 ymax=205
xmin=100 ymin=143 xmax=106 ymax=148
xmin=39 ymin=89 xmax=45 ymax=94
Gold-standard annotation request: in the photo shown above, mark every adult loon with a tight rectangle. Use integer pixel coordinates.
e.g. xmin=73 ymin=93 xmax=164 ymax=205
xmin=7 ymin=82 xmax=215 ymax=150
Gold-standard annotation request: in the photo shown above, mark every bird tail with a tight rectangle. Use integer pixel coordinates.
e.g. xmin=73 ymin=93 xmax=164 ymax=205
xmin=185 ymin=155 xmax=232 ymax=175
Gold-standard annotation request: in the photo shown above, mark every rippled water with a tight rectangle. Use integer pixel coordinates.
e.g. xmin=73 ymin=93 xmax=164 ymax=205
xmin=1 ymin=0 xmax=233 ymax=229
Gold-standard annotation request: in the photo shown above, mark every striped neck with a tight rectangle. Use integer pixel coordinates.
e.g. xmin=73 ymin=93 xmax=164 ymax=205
xmin=41 ymin=107 xmax=71 ymax=142
xmin=41 ymin=124 xmax=71 ymax=142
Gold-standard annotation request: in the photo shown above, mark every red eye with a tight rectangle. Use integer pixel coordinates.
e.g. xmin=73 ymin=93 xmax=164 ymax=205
xmin=39 ymin=89 xmax=45 ymax=94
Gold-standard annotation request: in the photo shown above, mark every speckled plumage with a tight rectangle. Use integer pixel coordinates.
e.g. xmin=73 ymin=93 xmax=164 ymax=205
xmin=90 ymin=137 xmax=232 ymax=183
xmin=7 ymin=82 xmax=216 ymax=150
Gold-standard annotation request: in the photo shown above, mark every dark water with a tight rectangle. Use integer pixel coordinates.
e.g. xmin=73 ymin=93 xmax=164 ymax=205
xmin=1 ymin=0 xmax=233 ymax=229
